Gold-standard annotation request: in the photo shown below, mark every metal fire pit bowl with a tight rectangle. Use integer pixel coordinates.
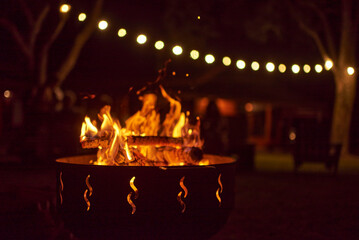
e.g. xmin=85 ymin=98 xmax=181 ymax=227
xmin=56 ymin=155 xmax=236 ymax=240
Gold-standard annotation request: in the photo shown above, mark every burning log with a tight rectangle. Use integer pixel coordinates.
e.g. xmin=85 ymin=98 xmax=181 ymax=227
xmin=81 ymin=135 xmax=184 ymax=149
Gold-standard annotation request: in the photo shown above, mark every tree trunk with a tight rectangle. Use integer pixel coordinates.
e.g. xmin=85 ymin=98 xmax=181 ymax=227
xmin=330 ymin=68 xmax=357 ymax=154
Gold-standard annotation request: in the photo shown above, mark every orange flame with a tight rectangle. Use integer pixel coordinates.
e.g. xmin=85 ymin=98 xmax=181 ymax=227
xmin=127 ymin=176 xmax=138 ymax=214
xmin=177 ymin=176 xmax=187 ymax=213
xmin=59 ymin=172 xmax=64 ymax=205
xmin=216 ymin=173 xmax=223 ymax=207
xmin=84 ymin=175 xmax=93 ymax=211
xmin=79 ymin=84 xmax=205 ymax=166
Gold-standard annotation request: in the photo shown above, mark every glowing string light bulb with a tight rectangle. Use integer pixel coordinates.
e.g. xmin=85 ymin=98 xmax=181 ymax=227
xmin=303 ymin=64 xmax=311 ymax=73
xmin=78 ymin=13 xmax=86 ymax=21
xmin=315 ymin=64 xmax=323 ymax=73
xmin=118 ymin=28 xmax=127 ymax=37
xmin=278 ymin=64 xmax=286 ymax=73
xmin=222 ymin=56 xmax=231 ymax=66
xmin=205 ymin=54 xmax=215 ymax=64
xmin=292 ymin=64 xmax=300 ymax=74
xmin=251 ymin=61 xmax=259 ymax=71
xmin=98 ymin=20 xmax=108 ymax=30
xmin=266 ymin=62 xmax=275 ymax=72
xmin=325 ymin=60 xmax=333 ymax=70
xmin=236 ymin=60 xmax=246 ymax=69
xmin=60 ymin=4 xmax=71 ymax=13
xmin=347 ymin=67 xmax=355 ymax=75
xmin=190 ymin=50 xmax=199 ymax=60
xmin=137 ymin=34 xmax=147 ymax=44
xmin=155 ymin=41 xmax=164 ymax=50
xmin=172 ymin=45 xmax=183 ymax=55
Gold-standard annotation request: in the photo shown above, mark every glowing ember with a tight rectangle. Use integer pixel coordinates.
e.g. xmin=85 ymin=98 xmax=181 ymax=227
xmin=80 ymin=85 xmax=204 ymax=166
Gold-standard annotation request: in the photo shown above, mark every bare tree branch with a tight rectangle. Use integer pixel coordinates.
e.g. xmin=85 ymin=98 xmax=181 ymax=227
xmin=38 ymin=9 xmax=69 ymax=85
xmin=298 ymin=1 xmax=337 ymax=61
xmin=55 ymin=0 xmax=103 ymax=87
xmin=286 ymin=1 xmax=330 ymax=66
xmin=18 ymin=0 xmax=34 ymax=27
xmin=339 ymin=0 xmax=355 ymax=65
xmin=0 ymin=18 xmax=32 ymax=66
xmin=29 ymin=4 xmax=50 ymax=50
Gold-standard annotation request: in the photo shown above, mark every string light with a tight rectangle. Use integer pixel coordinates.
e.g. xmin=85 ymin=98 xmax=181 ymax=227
xmin=136 ymin=34 xmax=147 ymax=44
xmin=315 ymin=64 xmax=323 ymax=73
xmin=325 ymin=60 xmax=333 ymax=70
xmin=251 ymin=61 xmax=259 ymax=71
xmin=190 ymin=50 xmax=199 ymax=60
xmin=59 ymin=7 xmax=359 ymax=75
xmin=303 ymin=64 xmax=311 ymax=73
xmin=3 ymin=90 xmax=11 ymax=99
xmin=347 ymin=67 xmax=355 ymax=75
xmin=98 ymin=20 xmax=108 ymax=30
xmin=78 ymin=13 xmax=86 ymax=21
xmin=155 ymin=41 xmax=164 ymax=50
xmin=60 ymin=4 xmax=71 ymax=13
xmin=278 ymin=64 xmax=286 ymax=73
xmin=172 ymin=45 xmax=183 ymax=55
xmin=205 ymin=54 xmax=215 ymax=64
xmin=118 ymin=28 xmax=127 ymax=37
xmin=222 ymin=57 xmax=231 ymax=66
xmin=292 ymin=64 xmax=300 ymax=74
xmin=236 ymin=60 xmax=245 ymax=69
xmin=266 ymin=62 xmax=275 ymax=72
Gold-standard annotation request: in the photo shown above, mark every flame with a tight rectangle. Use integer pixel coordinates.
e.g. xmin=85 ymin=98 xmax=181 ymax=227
xmin=59 ymin=172 xmax=64 ymax=205
xmin=216 ymin=173 xmax=223 ymax=207
xmin=79 ymin=84 xmax=206 ymax=166
xmin=84 ymin=175 xmax=93 ymax=211
xmin=81 ymin=117 xmax=98 ymax=139
xmin=127 ymin=176 xmax=138 ymax=214
xmin=177 ymin=176 xmax=187 ymax=213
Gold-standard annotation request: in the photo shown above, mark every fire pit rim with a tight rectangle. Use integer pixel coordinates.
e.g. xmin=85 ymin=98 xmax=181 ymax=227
xmin=56 ymin=154 xmax=236 ymax=168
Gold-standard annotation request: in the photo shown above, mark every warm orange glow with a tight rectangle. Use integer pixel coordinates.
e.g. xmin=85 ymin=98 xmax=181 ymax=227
xmin=245 ymin=102 xmax=254 ymax=112
xmin=3 ymin=90 xmax=11 ymax=99
xmin=179 ymin=176 xmax=188 ymax=198
xmin=289 ymin=131 xmax=296 ymax=141
xmin=251 ymin=61 xmax=259 ymax=71
xmin=216 ymin=173 xmax=223 ymax=207
xmin=60 ymin=4 xmax=71 ymax=13
xmin=216 ymin=98 xmax=237 ymax=116
xmin=78 ymin=13 xmax=86 ymax=21
xmin=199 ymin=159 xmax=209 ymax=165
xmin=81 ymin=117 xmax=98 ymax=139
xmin=98 ymin=20 xmax=108 ymax=30
xmin=303 ymin=64 xmax=311 ymax=73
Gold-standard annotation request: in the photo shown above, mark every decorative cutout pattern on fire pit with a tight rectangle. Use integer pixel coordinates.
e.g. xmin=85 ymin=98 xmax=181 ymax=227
xmin=216 ymin=173 xmax=223 ymax=207
xmin=59 ymin=172 xmax=64 ymax=205
xmin=177 ymin=176 xmax=188 ymax=213
xmin=127 ymin=176 xmax=139 ymax=214
xmin=83 ymin=175 xmax=93 ymax=211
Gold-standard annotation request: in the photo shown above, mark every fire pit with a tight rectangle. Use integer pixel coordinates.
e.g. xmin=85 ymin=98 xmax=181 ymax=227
xmin=56 ymin=154 xmax=235 ymax=239
xmin=56 ymin=69 xmax=236 ymax=239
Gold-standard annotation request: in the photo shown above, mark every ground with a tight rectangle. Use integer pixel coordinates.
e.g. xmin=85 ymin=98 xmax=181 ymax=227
xmin=1 ymin=151 xmax=359 ymax=239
